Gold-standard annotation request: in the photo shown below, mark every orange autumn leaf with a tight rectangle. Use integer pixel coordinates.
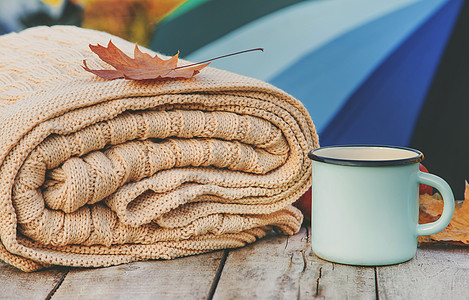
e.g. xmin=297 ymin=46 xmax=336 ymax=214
xmin=419 ymin=180 xmax=469 ymax=244
xmin=83 ymin=40 xmax=210 ymax=80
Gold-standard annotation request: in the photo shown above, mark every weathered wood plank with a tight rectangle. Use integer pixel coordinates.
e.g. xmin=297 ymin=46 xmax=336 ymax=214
xmin=51 ymin=251 xmax=224 ymax=300
xmin=0 ymin=261 xmax=68 ymax=300
xmin=313 ymin=262 xmax=376 ymax=299
xmin=377 ymin=244 xmax=469 ymax=300
xmin=213 ymin=226 xmax=376 ymax=299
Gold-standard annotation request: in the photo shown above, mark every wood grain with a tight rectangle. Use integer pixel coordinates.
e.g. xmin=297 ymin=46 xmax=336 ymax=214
xmin=377 ymin=244 xmax=469 ymax=300
xmin=0 ymin=261 xmax=68 ymax=300
xmin=3 ymin=227 xmax=469 ymax=300
xmin=50 ymin=251 xmax=224 ymax=300
xmin=213 ymin=227 xmax=376 ymax=299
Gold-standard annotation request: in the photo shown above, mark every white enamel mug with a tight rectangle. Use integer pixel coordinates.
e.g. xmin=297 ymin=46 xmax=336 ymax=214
xmin=308 ymin=145 xmax=454 ymax=266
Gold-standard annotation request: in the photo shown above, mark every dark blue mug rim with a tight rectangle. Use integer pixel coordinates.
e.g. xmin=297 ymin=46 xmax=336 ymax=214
xmin=308 ymin=145 xmax=424 ymax=167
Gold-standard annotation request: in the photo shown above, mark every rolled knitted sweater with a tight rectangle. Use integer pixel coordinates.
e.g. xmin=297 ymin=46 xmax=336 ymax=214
xmin=0 ymin=26 xmax=318 ymax=272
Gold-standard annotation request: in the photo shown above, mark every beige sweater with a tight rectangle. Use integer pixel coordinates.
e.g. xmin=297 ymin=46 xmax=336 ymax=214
xmin=0 ymin=26 xmax=319 ymax=272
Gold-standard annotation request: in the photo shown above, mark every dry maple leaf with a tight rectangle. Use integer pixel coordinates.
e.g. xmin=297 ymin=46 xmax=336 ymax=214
xmin=83 ymin=40 xmax=210 ymax=80
xmin=83 ymin=41 xmax=263 ymax=81
xmin=419 ymin=180 xmax=469 ymax=245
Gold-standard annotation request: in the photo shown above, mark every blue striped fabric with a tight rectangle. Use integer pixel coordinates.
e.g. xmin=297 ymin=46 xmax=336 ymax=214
xmin=319 ymin=0 xmax=463 ymax=146
xmin=158 ymin=0 xmax=462 ymax=147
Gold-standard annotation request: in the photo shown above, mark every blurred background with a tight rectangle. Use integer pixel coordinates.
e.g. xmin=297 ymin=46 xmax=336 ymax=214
xmin=0 ymin=0 xmax=468 ymax=199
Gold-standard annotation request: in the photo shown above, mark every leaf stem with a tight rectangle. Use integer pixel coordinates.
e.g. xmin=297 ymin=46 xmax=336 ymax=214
xmin=175 ymin=48 xmax=264 ymax=69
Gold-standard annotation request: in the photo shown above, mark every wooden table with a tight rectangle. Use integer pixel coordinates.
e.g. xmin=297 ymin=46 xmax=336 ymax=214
xmin=1 ymin=226 xmax=467 ymax=299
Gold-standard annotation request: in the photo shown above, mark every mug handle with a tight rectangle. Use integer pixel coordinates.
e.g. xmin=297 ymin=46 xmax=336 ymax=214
xmin=416 ymin=171 xmax=455 ymax=236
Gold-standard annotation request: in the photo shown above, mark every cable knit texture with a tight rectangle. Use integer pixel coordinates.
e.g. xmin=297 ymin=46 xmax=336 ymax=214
xmin=0 ymin=26 xmax=319 ymax=272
